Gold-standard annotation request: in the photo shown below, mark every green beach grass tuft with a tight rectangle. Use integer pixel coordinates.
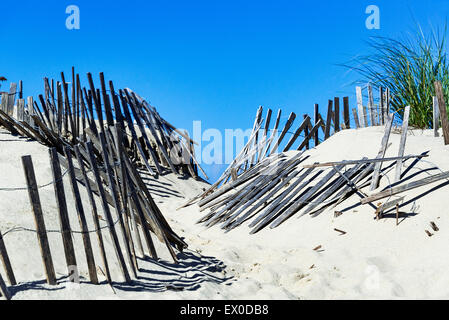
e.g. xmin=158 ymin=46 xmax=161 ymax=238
xmin=343 ymin=25 xmax=449 ymax=129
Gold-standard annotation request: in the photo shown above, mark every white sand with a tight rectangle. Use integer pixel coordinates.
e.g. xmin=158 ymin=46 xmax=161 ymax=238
xmin=1 ymin=126 xmax=449 ymax=300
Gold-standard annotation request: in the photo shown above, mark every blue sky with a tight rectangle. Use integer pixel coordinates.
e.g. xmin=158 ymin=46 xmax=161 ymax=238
xmin=1 ymin=0 xmax=448 ymax=181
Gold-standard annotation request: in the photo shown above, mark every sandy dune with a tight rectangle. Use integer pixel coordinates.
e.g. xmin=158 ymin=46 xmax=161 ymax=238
xmin=1 ymin=126 xmax=449 ymax=299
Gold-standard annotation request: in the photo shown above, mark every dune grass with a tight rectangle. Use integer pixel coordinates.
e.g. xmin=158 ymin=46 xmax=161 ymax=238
xmin=343 ymin=26 xmax=449 ymax=129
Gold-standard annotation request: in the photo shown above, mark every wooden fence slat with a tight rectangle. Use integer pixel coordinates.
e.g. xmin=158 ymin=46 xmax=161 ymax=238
xmin=0 ymin=93 xmax=8 ymax=114
xmin=49 ymin=148 xmax=78 ymax=279
xmin=352 ymin=108 xmax=360 ymax=129
xmin=0 ymin=232 xmax=16 ymax=285
xmin=98 ymin=132 xmax=137 ymax=278
xmin=384 ymin=88 xmax=390 ymax=124
xmin=370 ymin=113 xmax=394 ymax=191
xmin=22 ymin=155 xmax=57 ymax=285
xmin=7 ymin=83 xmax=17 ymax=117
xmin=74 ymin=145 xmax=112 ymax=284
xmin=283 ymin=116 xmax=310 ymax=152
xmin=0 ymin=273 xmax=11 ymax=300
xmin=368 ymin=84 xmax=376 ymax=126
xmin=64 ymin=146 xmax=98 ymax=284
xmin=356 ymin=86 xmax=366 ymax=127
xmin=379 ymin=87 xmax=385 ymax=125
xmin=314 ymin=104 xmax=319 ymax=145
xmin=433 ymin=96 xmax=440 ymax=137
xmin=269 ymin=112 xmax=296 ymax=155
xmin=270 ymin=165 xmax=345 ymax=229
xmin=85 ymin=141 xmax=131 ymax=283
xmin=297 ymin=119 xmax=323 ymax=151
xmin=435 ymin=81 xmax=449 ymax=145
xmin=325 ymin=100 xmax=333 ymax=139
xmin=394 ymin=106 xmax=410 ymax=182
xmin=361 ymin=170 xmax=449 ymax=204
xmin=334 ymin=97 xmax=340 ymax=132
xmin=343 ymin=97 xmax=350 ymax=129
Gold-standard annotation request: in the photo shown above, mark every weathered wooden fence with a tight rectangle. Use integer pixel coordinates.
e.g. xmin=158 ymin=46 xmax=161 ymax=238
xmin=0 ymin=70 xmax=201 ymax=299
xmin=181 ymin=83 xmax=449 ymax=235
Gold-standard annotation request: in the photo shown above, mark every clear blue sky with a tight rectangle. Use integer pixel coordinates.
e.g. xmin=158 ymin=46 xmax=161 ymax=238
xmin=1 ymin=0 xmax=448 ymax=181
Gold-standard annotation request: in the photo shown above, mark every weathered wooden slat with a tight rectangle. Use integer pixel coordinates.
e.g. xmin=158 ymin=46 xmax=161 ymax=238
xmin=105 ymin=128 xmax=139 ymax=270
xmin=394 ymin=106 xmax=410 ymax=182
xmin=352 ymin=108 xmax=360 ymax=129
xmin=7 ymin=83 xmax=17 ymax=117
xmin=435 ymin=81 xmax=449 ymax=145
xmin=222 ymin=152 xmax=305 ymax=230
xmin=64 ymin=146 xmax=98 ymax=284
xmin=261 ymin=109 xmax=281 ymax=156
xmin=0 ymin=93 xmax=8 ymax=114
xmin=362 ymin=170 xmax=449 ymax=204
xmin=249 ymin=167 xmax=318 ymax=233
xmin=22 ymin=155 xmax=57 ymax=285
xmin=370 ymin=114 xmax=394 ymax=191
xmin=368 ymin=84 xmax=376 ymax=126
xmin=325 ymin=100 xmax=333 ymax=139
xmin=314 ymin=104 xmax=320 ymax=145
xmin=0 ymin=232 xmax=16 ymax=285
xmin=356 ymin=86 xmax=366 ymax=127
xmin=0 ymin=273 xmax=11 ymax=300
xmin=379 ymin=87 xmax=385 ymax=125
xmin=334 ymin=97 xmax=340 ymax=132
xmin=269 ymin=112 xmax=296 ymax=155
xmin=99 ymin=72 xmax=115 ymax=127
xmin=303 ymin=154 xmax=427 ymax=168
xmin=384 ymin=88 xmax=390 ymax=124
xmin=343 ymin=97 xmax=350 ymax=129
xmin=85 ymin=141 xmax=131 ymax=283
xmin=297 ymin=119 xmax=323 ymax=151
xmin=74 ymin=145 xmax=112 ymax=284
xmin=49 ymin=148 xmax=78 ymax=280
xmin=87 ymin=73 xmax=105 ymax=133
xmin=118 ymin=90 xmax=156 ymax=176
xmin=283 ymin=116 xmax=310 ymax=152
xmin=269 ymin=165 xmax=345 ymax=229
xmin=433 ymin=96 xmax=440 ymax=137
xmin=302 ymin=162 xmax=366 ymax=216
xmin=98 ymin=132 xmax=137 ymax=278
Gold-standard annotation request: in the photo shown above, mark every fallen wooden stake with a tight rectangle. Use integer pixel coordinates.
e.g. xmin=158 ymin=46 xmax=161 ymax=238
xmin=334 ymin=228 xmax=346 ymax=235
xmin=361 ymin=171 xmax=449 ymax=204
xmin=302 ymin=154 xmax=428 ymax=169
xmin=430 ymin=222 xmax=439 ymax=232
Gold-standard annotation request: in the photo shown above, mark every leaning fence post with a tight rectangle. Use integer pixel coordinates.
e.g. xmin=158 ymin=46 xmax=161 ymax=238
xmin=0 ymin=232 xmax=16 ymax=286
xmin=0 ymin=273 xmax=11 ymax=300
xmin=49 ymin=148 xmax=78 ymax=281
xmin=22 ymin=155 xmax=57 ymax=285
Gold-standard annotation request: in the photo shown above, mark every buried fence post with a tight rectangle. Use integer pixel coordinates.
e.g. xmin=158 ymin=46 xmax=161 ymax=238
xmin=22 ymin=155 xmax=57 ymax=285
